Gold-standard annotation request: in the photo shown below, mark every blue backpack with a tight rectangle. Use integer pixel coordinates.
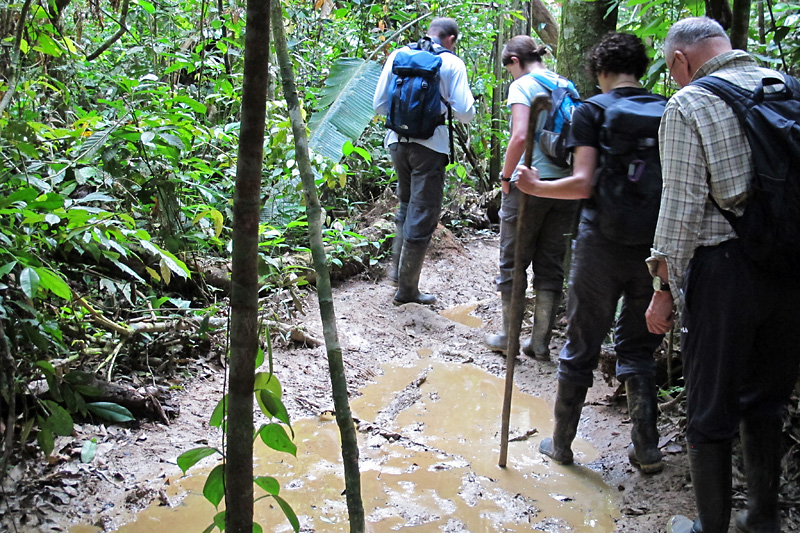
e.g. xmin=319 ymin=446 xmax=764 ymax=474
xmin=691 ymin=74 xmax=800 ymax=276
xmin=386 ymin=37 xmax=453 ymax=140
xmin=529 ymin=72 xmax=581 ymax=168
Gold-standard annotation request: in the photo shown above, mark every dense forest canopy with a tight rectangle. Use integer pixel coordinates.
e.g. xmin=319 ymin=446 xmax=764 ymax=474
xmin=0 ymin=0 xmax=798 ymax=511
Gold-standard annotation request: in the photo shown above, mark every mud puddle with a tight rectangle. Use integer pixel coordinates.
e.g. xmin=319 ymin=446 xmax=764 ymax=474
xmin=74 ymin=304 xmax=620 ymax=532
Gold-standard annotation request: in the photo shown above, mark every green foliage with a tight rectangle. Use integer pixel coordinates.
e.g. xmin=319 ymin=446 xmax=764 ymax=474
xmin=177 ymin=351 xmax=299 ymax=532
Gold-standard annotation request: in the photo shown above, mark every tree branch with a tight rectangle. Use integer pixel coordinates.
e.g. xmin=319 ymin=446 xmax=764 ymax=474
xmin=85 ymin=0 xmax=131 ymax=61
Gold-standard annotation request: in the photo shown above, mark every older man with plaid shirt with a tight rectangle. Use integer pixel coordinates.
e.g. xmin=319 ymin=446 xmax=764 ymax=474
xmin=646 ymin=17 xmax=800 ymax=533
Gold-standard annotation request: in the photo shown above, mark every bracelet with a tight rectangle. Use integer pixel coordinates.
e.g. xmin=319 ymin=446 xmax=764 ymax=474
xmin=500 ymin=175 xmax=511 ymax=183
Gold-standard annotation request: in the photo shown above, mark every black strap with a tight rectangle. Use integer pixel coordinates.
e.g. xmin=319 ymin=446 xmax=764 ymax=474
xmin=447 ymin=103 xmax=454 ymax=165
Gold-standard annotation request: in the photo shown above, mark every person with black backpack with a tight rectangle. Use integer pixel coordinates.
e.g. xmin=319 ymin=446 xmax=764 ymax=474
xmin=646 ymin=17 xmax=800 ymax=533
xmin=483 ymin=35 xmax=580 ymax=361
xmin=372 ymin=17 xmax=475 ymax=306
xmin=515 ymin=32 xmax=666 ymax=474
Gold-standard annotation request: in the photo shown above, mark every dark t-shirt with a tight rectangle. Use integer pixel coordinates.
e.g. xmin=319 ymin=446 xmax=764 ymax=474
xmin=566 ymin=87 xmax=654 ymax=151
xmin=566 ymin=87 xmax=655 ymax=215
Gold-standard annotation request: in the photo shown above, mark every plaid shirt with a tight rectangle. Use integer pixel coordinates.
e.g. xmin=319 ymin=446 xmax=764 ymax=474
xmin=649 ymin=50 xmax=780 ymax=305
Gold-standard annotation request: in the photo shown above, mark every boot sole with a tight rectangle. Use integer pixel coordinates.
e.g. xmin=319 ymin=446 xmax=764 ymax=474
xmin=628 ymin=443 xmax=664 ymax=474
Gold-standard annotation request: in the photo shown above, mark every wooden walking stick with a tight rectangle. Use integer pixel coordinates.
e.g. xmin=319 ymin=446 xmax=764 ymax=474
xmin=499 ymin=94 xmax=553 ymax=467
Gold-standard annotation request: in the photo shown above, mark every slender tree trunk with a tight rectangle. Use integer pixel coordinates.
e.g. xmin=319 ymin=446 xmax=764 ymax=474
xmin=226 ymin=0 xmax=270 ymax=530
xmin=488 ymin=9 xmax=503 ymax=193
xmin=557 ymin=0 xmax=617 ymax=98
xmin=270 ymin=1 xmax=365 ymax=531
xmin=530 ymin=0 xmax=559 ymax=53
xmin=757 ymin=0 xmax=766 ymax=45
xmin=730 ymin=0 xmax=751 ymax=50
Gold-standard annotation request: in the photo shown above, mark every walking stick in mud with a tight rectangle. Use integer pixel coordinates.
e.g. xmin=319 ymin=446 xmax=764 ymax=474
xmin=499 ymin=94 xmax=552 ymax=467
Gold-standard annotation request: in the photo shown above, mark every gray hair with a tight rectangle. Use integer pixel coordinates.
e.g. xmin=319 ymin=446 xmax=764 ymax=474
xmin=664 ymin=17 xmax=729 ymax=57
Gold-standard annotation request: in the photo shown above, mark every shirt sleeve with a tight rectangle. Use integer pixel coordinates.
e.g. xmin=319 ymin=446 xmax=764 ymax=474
xmin=442 ymin=56 xmax=475 ymax=124
xmin=652 ymin=99 xmax=709 ymax=301
xmin=565 ymin=103 xmax=601 ymax=150
xmin=373 ymin=51 xmax=397 ymax=116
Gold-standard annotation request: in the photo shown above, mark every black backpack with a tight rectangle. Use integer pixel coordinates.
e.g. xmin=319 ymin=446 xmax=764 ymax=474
xmin=589 ymin=91 xmax=668 ymax=246
xmin=691 ymin=74 xmax=800 ymax=276
xmin=386 ymin=37 xmax=453 ymax=140
xmin=529 ymin=73 xmax=581 ymax=168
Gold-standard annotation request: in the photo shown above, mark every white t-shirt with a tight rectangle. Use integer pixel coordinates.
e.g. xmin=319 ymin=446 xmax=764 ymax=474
xmin=373 ymin=45 xmax=476 ymax=155
xmin=507 ymin=70 xmax=572 ymax=181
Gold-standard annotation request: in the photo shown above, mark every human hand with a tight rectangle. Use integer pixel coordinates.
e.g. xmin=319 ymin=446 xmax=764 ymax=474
xmin=515 ymin=165 xmax=540 ymax=195
xmin=645 ymin=291 xmax=675 ymax=334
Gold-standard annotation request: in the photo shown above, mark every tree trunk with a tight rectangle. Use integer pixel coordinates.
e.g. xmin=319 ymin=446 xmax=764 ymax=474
xmin=557 ymin=0 xmax=617 ymax=98
xmin=270 ymin=1 xmax=366 ymax=531
xmin=705 ymin=0 xmax=733 ymax=29
xmin=226 ymin=0 xmax=270 ymax=530
xmin=730 ymin=0 xmax=751 ymax=50
xmin=530 ymin=0 xmax=559 ymax=53
xmin=488 ymin=9 xmax=503 ymax=194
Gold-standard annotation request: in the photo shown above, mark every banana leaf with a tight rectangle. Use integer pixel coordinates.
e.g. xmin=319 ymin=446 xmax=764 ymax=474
xmin=308 ymin=57 xmax=383 ymax=163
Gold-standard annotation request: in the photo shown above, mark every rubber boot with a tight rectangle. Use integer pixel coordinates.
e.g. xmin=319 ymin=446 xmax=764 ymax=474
xmin=393 ymin=240 xmax=436 ymax=305
xmin=522 ymin=289 xmax=560 ymax=361
xmin=734 ymin=415 xmax=782 ymax=533
xmin=539 ymin=382 xmax=589 ymax=465
xmin=667 ymin=441 xmax=733 ymax=533
xmin=484 ymin=292 xmax=511 ymax=353
xmin=387 ymin=222 xmax=403 ymax=285
xmin=670 ymin=441 xmax=734 ymax=533
xmin=625 ymin=374 xmax=664 ymax=474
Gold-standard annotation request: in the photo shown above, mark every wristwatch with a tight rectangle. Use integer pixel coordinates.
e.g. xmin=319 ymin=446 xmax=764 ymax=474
xmin=500 ymin=173 xmax=511 ymax=183
xmin=652 ymin=276 xmax=670 ymax=292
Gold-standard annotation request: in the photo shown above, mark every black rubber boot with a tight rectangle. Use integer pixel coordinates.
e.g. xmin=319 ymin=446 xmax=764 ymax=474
xmin=522 ymin=289 xmax=560 ymax=361
xmin=387 ymin=222 xmax=403 ymax=285
xmin=393 ymin=240 xmax=436 ymax=305
xmin=484 ymin=292 xmax=511 ymax=353
xmin=694 ymin=441 xmax=734 ymax=533
xmin=734 ymin=415 xmax=782 ymax=533
xmin=667 ymin=441 xmax=732 ymax=533
xmin=539 ymin=382 xmax=588 ymax=465
xmin=625 ymin=374 xmax=664 ymax=474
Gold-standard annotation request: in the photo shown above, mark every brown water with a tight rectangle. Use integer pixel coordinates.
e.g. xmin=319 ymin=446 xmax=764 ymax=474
xmin=74 ymin=306 xmax=619 ymax=532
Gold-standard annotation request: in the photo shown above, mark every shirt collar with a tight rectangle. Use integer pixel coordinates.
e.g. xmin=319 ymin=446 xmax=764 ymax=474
xmin=692 ymin=50 xmax=758 ymax=82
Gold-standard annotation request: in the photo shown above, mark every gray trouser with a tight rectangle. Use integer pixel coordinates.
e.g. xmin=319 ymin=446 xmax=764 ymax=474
xmin=496 ymin=183 xmax=579 ymax=294
xmin=390 ymin=142 xmax=448 ymax=243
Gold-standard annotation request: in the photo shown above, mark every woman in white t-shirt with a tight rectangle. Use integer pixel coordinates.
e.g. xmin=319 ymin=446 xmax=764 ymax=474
xmin=484 ymin=35 xmax=579 ymax=362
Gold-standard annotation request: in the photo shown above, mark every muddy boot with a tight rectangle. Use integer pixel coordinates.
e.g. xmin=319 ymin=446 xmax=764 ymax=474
xmin=393 ymin=240 xmax=436 ymax=305
xmin=522 ymin=289 xmax=560 ymax=361
xmin=484 ymin=292 xmax=511 ymax=353
xmin=387 ymin=222 xmax=403 ymax=285
xmin=539 ymin=382 xmax=588 ymax=465
xmin=734 ymin=415 xmax=782 ymax=533
xmin=625 ymin=375 xmax=664 ymax=474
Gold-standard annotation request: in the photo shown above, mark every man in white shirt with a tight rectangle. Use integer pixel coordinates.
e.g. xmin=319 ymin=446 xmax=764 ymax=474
xmin=373 ymin=17 xmax=475 ymax=305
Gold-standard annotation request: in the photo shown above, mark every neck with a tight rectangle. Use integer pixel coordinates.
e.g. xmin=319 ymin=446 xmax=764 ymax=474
xmin=599 ymin=72 xmax=641 ymax=93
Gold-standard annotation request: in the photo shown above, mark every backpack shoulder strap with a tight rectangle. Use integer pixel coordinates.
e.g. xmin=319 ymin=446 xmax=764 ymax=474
xmin=586 ymin=92 xmax=618 ymax=111
xmin=528 ymin=72 xmax=556 ymax=92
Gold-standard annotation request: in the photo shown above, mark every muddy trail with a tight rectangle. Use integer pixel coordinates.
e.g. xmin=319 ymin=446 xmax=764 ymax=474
xmin=5 ymin=226 xmax=800 ymax=532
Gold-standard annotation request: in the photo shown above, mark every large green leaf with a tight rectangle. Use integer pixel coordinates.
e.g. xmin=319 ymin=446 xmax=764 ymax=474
xmin=307 ymin=58 xmax=382 ymax=164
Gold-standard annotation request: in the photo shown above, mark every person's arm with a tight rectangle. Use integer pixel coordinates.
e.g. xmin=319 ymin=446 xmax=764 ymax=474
xmin=515 ymin=144 xmax=597 ymax=199
xmin=372 ymin=52 xmax=396 ymax=116
xmin=446 ymin=58 xmax=475 ymax=124
xmin=500 ymin=102 xmax=529 ymax=194
xmin=645 ymin=258 xmax=675 ymax=334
